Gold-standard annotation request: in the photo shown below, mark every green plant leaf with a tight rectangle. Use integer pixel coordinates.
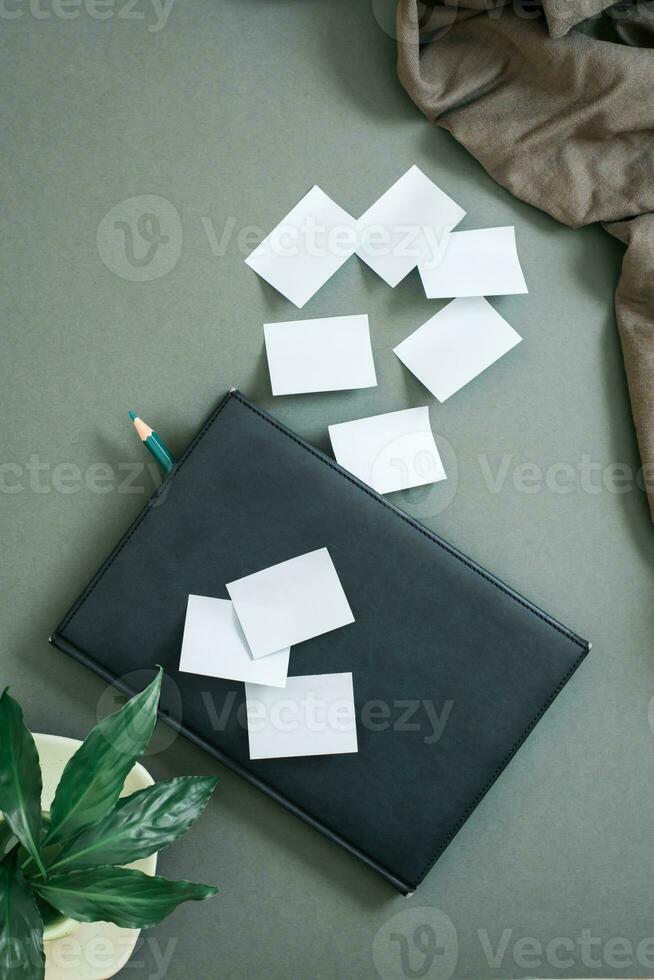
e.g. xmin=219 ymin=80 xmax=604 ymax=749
xmin=0 ymin=852 xmax=45 ymax=980
xmin=34 ymin=866 xmax=218 ymax=929
xmin=44 ymin=669 xmax=163 ymax=848
xmin=0 ymin=689 xmax=46 ymax=879
xmin=50 ymin=776 xmax=218 ymax=872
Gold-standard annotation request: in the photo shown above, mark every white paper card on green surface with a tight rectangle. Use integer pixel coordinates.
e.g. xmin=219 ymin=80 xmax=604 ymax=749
xmin=328 ymin=406 xmax=446 ymax=495
xmin=394 ymin=296 xmax=522 ymax=402
xmin=418 ymin=226 xmax=528 ymax=298
xmin=264 ymin=314 xmax=377 ymax=395
xmin=356 ymin=165 xmax=466 ymax=287
xmin=245 ymin=186 xmax=358 ymax=308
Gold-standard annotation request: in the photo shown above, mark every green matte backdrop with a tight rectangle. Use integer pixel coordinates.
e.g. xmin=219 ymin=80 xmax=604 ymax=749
xmin=2 ymin=2 xmax=653 ymax=978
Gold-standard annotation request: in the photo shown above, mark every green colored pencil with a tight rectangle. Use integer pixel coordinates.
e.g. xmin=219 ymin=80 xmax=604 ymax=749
xmin=129 ymin=410 xmax=175 ymax=475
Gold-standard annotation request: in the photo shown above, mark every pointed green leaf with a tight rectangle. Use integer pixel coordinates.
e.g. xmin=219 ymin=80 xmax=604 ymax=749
xmin=0 ymin=690 xmax=46 ymax=879
xmin=0 ymin=852 xmax=45 ymax=980
xmin=44 ymin=669 xmax=162 ymax=847
xmin=34 ymin=866 xmax=218 ymax=929
xmin=50 ymin=776 xmax=218 ymax=872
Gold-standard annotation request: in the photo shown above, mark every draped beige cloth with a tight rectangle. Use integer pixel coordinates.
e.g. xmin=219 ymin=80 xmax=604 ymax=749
xmin=397 ymin=0 xmax=654 ymax=518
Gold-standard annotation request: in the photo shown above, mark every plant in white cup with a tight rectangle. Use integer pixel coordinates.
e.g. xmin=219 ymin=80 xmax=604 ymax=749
xmin=0 ymin=669 xmax=218 ymax=979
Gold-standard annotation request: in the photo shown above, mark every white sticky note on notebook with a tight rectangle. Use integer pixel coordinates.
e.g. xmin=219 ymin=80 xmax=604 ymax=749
xmin=179 ymin=595 xmax=289 ymax=687
xmin=264 ymin=314 xmax=377 ymax=395
xmin=418 ymin=226 xmax=528 ymax=298
xmin=245 ymin=186 xmax=358 ymax=308
xmin=394 ymin=297 xmax=522 ymax=403
xmin=245 ymin=673 xmax=358 ymax=760
xmin=356 ymin=165 xmax=466 ymax=287
xmin=227 ymin=548 xmax=355 ymax=660
xmin=328 ymin=406 xmax=446 ymax=495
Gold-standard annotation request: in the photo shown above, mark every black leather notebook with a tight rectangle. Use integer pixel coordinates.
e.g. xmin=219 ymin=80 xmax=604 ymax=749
xmin=51 ymin=390 xmax=590 ymax=893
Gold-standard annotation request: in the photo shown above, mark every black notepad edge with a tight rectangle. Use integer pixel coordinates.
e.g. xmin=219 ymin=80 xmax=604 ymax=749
xmin=50 ymin=388 xmax=591 ymax=892
xmin=47 ymin=632 xmax=414 ymax=893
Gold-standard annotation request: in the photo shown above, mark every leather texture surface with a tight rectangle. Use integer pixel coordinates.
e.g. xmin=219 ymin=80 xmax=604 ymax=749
xmin=52 ymin=390 xmax=590 ymax=891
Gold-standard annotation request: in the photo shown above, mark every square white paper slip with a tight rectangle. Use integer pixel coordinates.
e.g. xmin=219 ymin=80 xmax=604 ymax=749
xmin=328 ymin=406 xmax=446 ymax=495
xmin=179 ymin=595 xmax=289 ymax=687
xmin=356 ymin=165 xmax=466 ymax=287
xmin=245 ymin=186 xmax=358 ymax=308
xmin=418 ymin=226 xmax=528 ymax=298
xmin=264 ymin=314 xmax=377 ymax=395
xmin=245 ymin=673 xmax=358 ymax=760
xmin=226 ymin=548 xmax=355 ymax=660
xmin=394 ymin=297 xmax=522 ymax=403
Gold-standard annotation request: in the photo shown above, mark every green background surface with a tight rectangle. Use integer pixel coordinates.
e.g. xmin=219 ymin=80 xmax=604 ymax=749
xmin=3 ymin=2 xmax=654 ymax=978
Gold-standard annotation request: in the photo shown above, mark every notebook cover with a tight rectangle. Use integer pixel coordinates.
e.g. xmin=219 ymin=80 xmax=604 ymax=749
xmin=50 ymin=390 xmax=590 ymax=893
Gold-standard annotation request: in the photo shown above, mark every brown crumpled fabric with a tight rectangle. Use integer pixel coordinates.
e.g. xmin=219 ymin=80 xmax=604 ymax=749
xmin=397 ymin=0 xmax=654 ymax=518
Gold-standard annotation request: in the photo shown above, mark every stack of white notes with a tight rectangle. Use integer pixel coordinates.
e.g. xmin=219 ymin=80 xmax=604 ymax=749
xmin=246 ymin=166 xmax=528 ymax=493
xmin=244 ymin=166 xmax=527 ymax=304
xmin=191 ymin=168 xmax=532 ymax=759
xmin=180 ymin=548 xmax=358 ymax=760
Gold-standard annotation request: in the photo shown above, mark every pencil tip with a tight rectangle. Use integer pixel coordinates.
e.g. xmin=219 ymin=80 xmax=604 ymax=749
xmin=128 ymin=410 xmax=138 ymax=422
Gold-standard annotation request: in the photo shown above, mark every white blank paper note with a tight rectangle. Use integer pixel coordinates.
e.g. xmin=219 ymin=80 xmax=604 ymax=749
xmin=328 ymin=406 xmax=446 ymax=495
xmin=179 ymin=596 xmax=290 ymax=687
xmin=245 ymin=673 xmax=358 ymax=760
xmin=356 ymin=165 xmax=466 ymax=287
xmin=264 ymin=315 xmax=377 ymax=395
xmin=227 ymin=548 xmax=355 ymax=660
xmin=418 ymin=226 xmax=528 ymax=298
xmin=394 ymin=297 xmax=522 ymax=403
xmin=244 ymin=186 xmax=358 ymax=308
